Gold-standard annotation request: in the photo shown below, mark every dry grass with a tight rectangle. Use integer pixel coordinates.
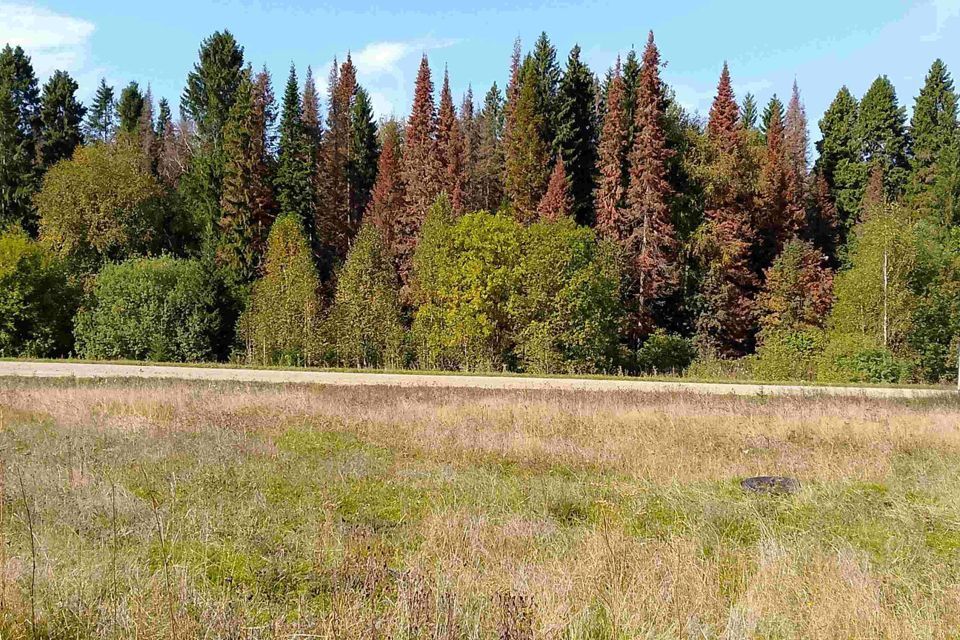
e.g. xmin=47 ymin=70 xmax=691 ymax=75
xmin=2 ymin=378 xmax=960 ymax=638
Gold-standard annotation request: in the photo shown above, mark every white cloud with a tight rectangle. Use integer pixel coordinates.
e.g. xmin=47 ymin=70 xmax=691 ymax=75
xmin=923 ymin=0 xmax=960 ymax=40
xmin=0 ymin=3 xmax=95 ymax=79
xmin=347 ymin=37 xmax=459 ymax=116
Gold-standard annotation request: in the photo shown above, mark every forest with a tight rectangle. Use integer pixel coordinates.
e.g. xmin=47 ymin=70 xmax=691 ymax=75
xmin=0 ymin=30 xmax=958 ymax=384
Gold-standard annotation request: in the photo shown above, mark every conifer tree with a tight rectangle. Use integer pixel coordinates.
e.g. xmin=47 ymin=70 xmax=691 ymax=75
xmin=348 ymin=86 xmax=379 ymax=227
xmin=910 ymin=59 xmax=958 ymax=187
xmin=622 ymin=48 xmax=642 ymax=141
xmin=475 ymin=82 xmax=505 ymax=211
xmin=621 ymin=32 xmax=679 ymax=338
xmin=595 ymin=59 xmax=629 ymax=238
xmin=757 ymin=97 xmax=790 ymax=269
xmin=117 ymin=82 xmax=144 ymax=135
xmin=531 ymin=32 xmax=561 ymax=151
xmin=504 ymin=56 xmax=551 ymax=221
xmin=784 ymin=81 xmax=809 ymax=219
xmin=857 ymin=75 xmax=909 ymax=197
xmin=459 ymin=86 xmax=481 ymax=210
xmin=366 ymin=118 xmax=405 ymax=263
xmin=815 ymin=86 xmax=863 ymax=235
xmin=318 ymin=55 xmax=358 ymax=269
xmin=179 ymin=31 xmax=245 ymax=241
xmin=397 ymin=54 xmax=441 ymax=280
xmin=697 ymin=63 xmax=759 ymax=357
xmin=137 ymin=86 xmax=157 ymax=172
xmin=741 ymin=92 xmax=758 ymax=130
xmin=436 ymin=68 xmax=466 ymax=212
xmin=555 ymin=45 xmax=598 ymax=225
xmin=0 ymin=45 xmax=41 ymax=230
xmin=181 ymin=30 xmax=244 ymax=146
xmin=276 ymin=64 xmax=317 ymax=250
xmin=537 ymin=156 xmax=573 ymax=221
xmin=39 ymin=70 xmax=85 ymax=168
xmin=85 ymin=79 xmax=115 ymax=142
xmin=220 ymin=67 xmax=277 ymax=283
xmin=760 ymin=94 xmax=783 ymax=140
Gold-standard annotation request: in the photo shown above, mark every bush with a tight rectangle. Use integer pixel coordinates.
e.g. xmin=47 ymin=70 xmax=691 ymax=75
xmin=74 ymin=256 xmax=221 ymax=361
xmin=328 ymin=225 xmax=406 ymax=368
xmin=511 ymin=220 xmax=622 ymax=374
xmin=0 ymin=227 xmax=76 ymax=357
xmin=815 ymin=332 xmax=912 ymax=384
xmin=411 ymin=205 xmax=521 ymax=370
xmin=635 ymin=330 xmax=696 ymax=375
xmin=750 ymin=329 xmax=825 ymax=382
xmin=239 ymin=214 xmax=323 ymax=366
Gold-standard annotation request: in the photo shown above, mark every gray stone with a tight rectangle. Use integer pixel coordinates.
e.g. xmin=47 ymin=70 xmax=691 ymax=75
xmin=741 ymin=476 xmax=800 ymax=495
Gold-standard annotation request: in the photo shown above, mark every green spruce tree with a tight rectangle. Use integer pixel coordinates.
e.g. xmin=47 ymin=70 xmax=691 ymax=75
xmin=39 ymin=70 xmax=85 ymax=167
xmin=555 ymin=45 xmax=598 ymax=225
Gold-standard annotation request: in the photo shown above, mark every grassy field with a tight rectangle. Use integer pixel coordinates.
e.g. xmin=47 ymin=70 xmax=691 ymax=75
xmin=2 ymin=379 xmax=960 ymax=638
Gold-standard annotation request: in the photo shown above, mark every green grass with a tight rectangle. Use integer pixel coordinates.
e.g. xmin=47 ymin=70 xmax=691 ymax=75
xmin=3 ymin=379 xmax=960 ymax=637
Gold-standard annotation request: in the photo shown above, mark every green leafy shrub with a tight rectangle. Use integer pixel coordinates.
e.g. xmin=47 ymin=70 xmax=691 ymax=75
xmin=411 ymin=204 xmax=521 ymax=370
xmin=74 ymin=256 xmax=221 ymax=361
xmin=751 ymin=329 xmax=825 ymax=382
xmin=815 ymin=333 xmax=911 ymax=384
xmin=239 ymin=214 xmax=323 ymax=366
xmin=512 ymin=219 xmax=622 ymax=374
xmin=0 ymin=227 xmax=76 ymax=357
xmin=328 ymin=224 xmax=406 ymax=368
xmin=635 ymin=330 xmax=696 ymax=375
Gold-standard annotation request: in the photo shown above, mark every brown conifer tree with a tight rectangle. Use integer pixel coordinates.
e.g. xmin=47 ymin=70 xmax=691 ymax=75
xmin=367 ymin=119 xmax=405 ymax=265
xmin=537 ymin=156 xmax=573 ymax=221
xmin=317 ymin=55 xmax=358 ymax=269
xmin=621 ymin=32 xmax=678 ymax=338
xmin=397 ymin=54 xmax=441 ymax=283
xmin=459 ymin=86 xmax=481 ymax=211
xmin=758 ymin=97 xmax=789 ymax=268
xmin=697 ymin=63 xmax=760 ymax=357
xmin=783 ymin=80 xmax=808 ymax=234
xmin=595 ymin=58 xmax=629 ymax=240
xmin=437 ymin=68 xmax=466 ymax=212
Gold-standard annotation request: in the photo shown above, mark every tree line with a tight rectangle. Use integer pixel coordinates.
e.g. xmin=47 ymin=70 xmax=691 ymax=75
xmin=1 ymin=31 xmax=958 ymax=383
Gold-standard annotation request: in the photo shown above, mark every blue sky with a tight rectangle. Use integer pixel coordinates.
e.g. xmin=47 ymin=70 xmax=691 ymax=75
xmin=1 ymin=0 xmax=958 ymax=141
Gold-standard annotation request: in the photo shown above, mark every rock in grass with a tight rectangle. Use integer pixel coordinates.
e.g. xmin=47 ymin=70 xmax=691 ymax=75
xmin=741 ymin=476 xmax=800 ymax=495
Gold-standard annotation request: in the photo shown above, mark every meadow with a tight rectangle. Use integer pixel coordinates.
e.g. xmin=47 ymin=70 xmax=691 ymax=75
xmin=2 ymin=377 xmax=960 ymax=638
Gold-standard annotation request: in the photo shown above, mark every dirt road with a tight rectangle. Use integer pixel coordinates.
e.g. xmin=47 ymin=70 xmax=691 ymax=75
xmin=0 ymin=360 xmax=953 ymax=399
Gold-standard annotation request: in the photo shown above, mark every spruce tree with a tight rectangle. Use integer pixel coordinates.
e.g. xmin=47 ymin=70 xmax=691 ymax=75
xmin=39 ymin=70 xmax=85 ymax=168
xmin=318 ymin=55 xmax=358 ymax=270
xmin=697 ymin=63 xmax=759 ymax=357
xmin=436 ymin=68 xmax=466 ymax=212
xmin=757 ymin=97 xmax=789 ymax=269
xmin=504 ymin=55 xmax=551 ymax=221
xmin=537 ymin=156 xmax=573 ymax=221
xmin=181 ymin=30 xmax=244 ymax=146
xmin=366 ymin=118 xmax=405 ymax=264
xmin=137 ymin=86 xmax=157 ymax=173
xmin=555 ymin=45 xmax=598 ymax=225
xmin=595 ymin=59 xmax=629 ymax=238
xmin=475 ymin=82 xmax=505 ymax=211
xmin=0 ymin=45 xmax=41 ymax=231
xmin=784 ymin=81 xmax=809 ymax=213
xmin=0 ymin=45 xmax=41 ymax=151
xmin=815 ymin=86 xmax=863 ymax=235
xmin=220 ymin=67 xmax=277 ymax=283
xmin=179 ymin=31 xmax=245 ymax=242
xmin=85 ymin=79 xmax=115 ymax=142
xmin=397 ymin=54 xmax=441 ymax=281
xmin=760 ymin=94 xmax=783 ymax=142
xmin=117 ymin=81 xmax=144 ymax=135
xmin=741 ymin=93 xmax=758 ymax=130
xmin=531 ymin=32 xmax=561 ymax=152
xmin=459 ymin=86 xmax=481 ymax=210
xmin=857 ymin=75 xmax=909 ymax=198
xmin=621 ymin=32 xmax=679 ymax=339
xmin=276 ymin=64 xmax=317 ymax=252
xmin=622 ymin=48 xmax=642 ymax=141
xmin=910 ymin=59 xmax=958 ymax=187
xmin=348 ymin=86 xmax=379 ymax=227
